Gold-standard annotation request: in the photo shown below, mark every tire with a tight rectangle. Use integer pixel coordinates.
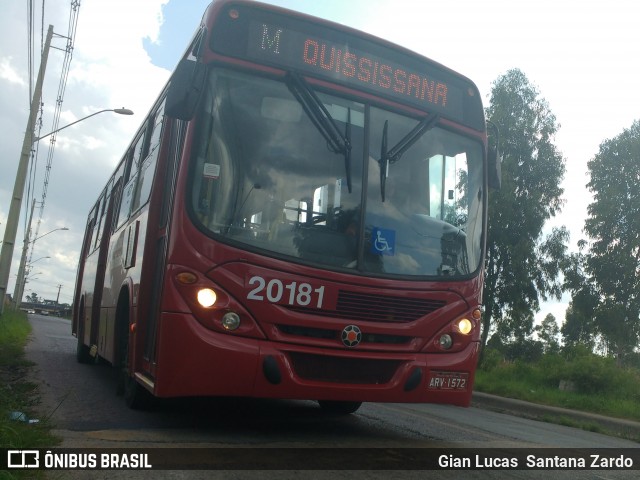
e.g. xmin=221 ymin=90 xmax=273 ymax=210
xmin=123 ymin=372 xmax=154 ymax=410
xmin=116 ymin=295 xmax=155 ymax=410
xmin=118 ymin=323 xmax=154 ymax=410
xmin=318 ymin=400 xmax=362 ymax=415
xmin=75 ymin=307 xmax=93 ymax=364
xmin=76 ymin=334 xmax=93 ymax=364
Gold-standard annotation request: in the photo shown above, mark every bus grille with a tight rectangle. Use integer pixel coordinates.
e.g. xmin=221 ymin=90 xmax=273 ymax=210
xmin=277 ymin=324 xmax=411 ymax=345
xmin=287 ymin=290 xmax=446 ymax=323
xmin=288 ymin=352 xmax=402 ymax=384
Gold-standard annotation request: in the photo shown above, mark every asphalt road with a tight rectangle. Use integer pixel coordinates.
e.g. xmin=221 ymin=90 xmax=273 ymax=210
xmin=23 ymin=313 xmax=639 ymax=479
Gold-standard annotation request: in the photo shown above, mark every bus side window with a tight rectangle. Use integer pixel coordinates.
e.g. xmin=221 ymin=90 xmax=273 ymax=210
xmin=117 ymin=175 xmax=137 ymax=228
xmin=132 ymin=100 xmax=165 ymax=213
xmin=131 ymin=131 xmax=146 ymax=171
xmin=110 ymin=162 xmax=126 ymax=231
xmin=84 ymin=205 xmax=98 ymax=256
xmin=115 ymin=127 xmax=147 ymax=228
xmin=132 ymin=158 xmax=154 ymax=213
xmin=91 ymin=193 xmax=106 ymax=252
xmin=94 ymin=178 xmax=114 ymax=249
xmin=147 ymin=101 xmax=165 ymax=154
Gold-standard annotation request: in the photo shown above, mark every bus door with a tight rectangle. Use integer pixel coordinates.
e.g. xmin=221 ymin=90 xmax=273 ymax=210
xmin=89 ymin=178 xmax=121 ymax=353
xmin=72 ymin=211 xmax=96 ymax=339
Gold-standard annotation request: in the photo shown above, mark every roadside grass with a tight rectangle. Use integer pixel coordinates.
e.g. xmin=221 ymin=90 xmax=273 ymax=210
xmin=0 ymin=309 xmax=60 ymax=479
xmin=475 ymin=349 xmax=640 ymax=422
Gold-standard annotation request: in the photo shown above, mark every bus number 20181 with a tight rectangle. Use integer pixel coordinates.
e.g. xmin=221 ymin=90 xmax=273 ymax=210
xmin=247 ymin=276 xmax=325 ymax=308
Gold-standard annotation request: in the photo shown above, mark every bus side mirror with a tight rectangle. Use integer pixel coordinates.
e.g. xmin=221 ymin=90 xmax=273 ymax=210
xmin=166 ymin=58 xmax=206 ymax=121
xmin=488 ymin=145 xmax=502 ymax=190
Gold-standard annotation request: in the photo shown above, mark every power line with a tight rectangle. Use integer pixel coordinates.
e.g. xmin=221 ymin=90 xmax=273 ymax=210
xmin=41 ymin=1 xmax=46 ymax=54
xmin=27 ymin=0 xmax=34 ymax=103
xmin=29 ymin=1 xmax=82 ymax=262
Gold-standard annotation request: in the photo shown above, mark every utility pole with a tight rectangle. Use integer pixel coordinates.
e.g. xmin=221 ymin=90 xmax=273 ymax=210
xmin=13 ymin=198 xmax=37 ymax=310
xmin=0 ymin=25 xmax=53 ymax=316
xmin=56 ymin=284 xmax=62 ymax=304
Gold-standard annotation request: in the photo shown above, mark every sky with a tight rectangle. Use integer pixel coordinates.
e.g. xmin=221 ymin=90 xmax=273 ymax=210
xmin=0 ymin=0 xmax=639 ymax=322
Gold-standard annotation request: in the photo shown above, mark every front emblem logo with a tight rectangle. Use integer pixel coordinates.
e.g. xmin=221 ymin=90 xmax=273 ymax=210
xmin=341 ymin=325 xmax=362 ymax=347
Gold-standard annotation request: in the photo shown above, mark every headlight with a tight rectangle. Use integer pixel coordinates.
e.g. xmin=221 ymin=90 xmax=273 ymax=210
xmin=457 ymin=318 xmax=473 ymax=335
xmin=197 ymin=288 xmax=217 ymax=308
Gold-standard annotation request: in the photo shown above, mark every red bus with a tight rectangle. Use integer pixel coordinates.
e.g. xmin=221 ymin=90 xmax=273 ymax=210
xmin=72 ymin=0 xmax=500 ymax=412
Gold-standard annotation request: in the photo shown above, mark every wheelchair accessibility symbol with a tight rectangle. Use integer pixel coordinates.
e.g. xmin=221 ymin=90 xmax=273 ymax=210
xmin=371 ymin=227 xmax=395 ymax=256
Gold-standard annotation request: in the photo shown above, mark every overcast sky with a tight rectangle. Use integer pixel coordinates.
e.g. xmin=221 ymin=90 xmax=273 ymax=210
xmin=1 ymin=0 xmax=639 ymax=321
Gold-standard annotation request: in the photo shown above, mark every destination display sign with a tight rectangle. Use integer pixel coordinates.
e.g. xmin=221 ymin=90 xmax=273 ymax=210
xmin=210 ymin=3 xmax=484 ymax=130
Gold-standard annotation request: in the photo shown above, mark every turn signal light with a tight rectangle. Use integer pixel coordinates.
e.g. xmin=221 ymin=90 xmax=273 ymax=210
xmin=176 ymin=272 xmax=198 ymax=284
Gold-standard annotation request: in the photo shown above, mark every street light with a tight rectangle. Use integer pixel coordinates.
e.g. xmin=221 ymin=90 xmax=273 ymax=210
xmin=0 ymin=106 xmax=132 ymax=316
xmin=23 ymin=272 xmax=43 ymax=282
xmin=31 ymin=227 xmax=69 ymax=242
xmin=35 ymin=108 xmax=134 ymax=142
xmin=23 ymin=256 xmax=51 ymax=278
xmin=28 ymin=256 xmax=51 ymax=265
xmin=22 ymin=258 xmax=50 ymax=292
xmin=13 ymin=228 xmax=68 ymax=310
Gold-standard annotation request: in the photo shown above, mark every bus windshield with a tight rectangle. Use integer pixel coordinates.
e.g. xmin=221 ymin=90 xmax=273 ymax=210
xmin=189 ymin=68 xmax=484 ymax=278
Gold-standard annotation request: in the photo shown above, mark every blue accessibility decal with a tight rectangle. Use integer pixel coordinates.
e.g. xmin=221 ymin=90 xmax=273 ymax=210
xmin=371 ymin=227 xmax=395 ymax=256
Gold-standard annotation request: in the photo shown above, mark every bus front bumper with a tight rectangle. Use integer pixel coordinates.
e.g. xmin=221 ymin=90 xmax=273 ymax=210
xmin=153 ymin=312 xmax=479 ymax=407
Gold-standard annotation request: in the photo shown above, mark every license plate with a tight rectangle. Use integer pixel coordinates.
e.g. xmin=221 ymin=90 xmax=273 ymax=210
xmin=428 ymin=371 xmax=468 ymax=390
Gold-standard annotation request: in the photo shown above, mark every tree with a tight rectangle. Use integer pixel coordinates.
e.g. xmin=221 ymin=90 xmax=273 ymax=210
xmin=562 ymin=299 xmax=597 ymax=349
xmin=579 ymin=120 xmax=640 ymax=361
xmin=26 ymin=292 xmax=40 ymax=304
xmin=561 ymin=243 xmax=598 ymax=348
xmin=535 ymin=313 xmax=560 ymax=354
xmin=482 ymin=69 xmax=568 ymax=357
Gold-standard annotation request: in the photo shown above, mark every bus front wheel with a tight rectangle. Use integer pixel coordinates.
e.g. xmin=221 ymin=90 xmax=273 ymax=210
xmin=123 ymin=373 xmax=154 ymax=410
xmin=115 ymin=300 xmax=154 ymax=409
xmin=118 ymin=340 xmax=154 ymax=410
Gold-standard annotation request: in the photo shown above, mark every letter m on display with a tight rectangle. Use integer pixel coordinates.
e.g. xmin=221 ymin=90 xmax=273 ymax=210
xmin=261 ymin=24 xmax=283 ymax=54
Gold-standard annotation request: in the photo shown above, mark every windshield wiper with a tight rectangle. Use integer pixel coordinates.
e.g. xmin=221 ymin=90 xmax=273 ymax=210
xmin=286 ymin=72 xmax=353 ymax=192
xmin=379 ymin=113 xmax=440 ymax=202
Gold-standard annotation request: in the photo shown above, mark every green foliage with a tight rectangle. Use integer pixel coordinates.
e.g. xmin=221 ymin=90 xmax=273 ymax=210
xmin=502 ymin=338 xmax=544 ymax=363
xmin=476 ymin=347 xmax=640 ymax=421
xmin=562 ymin=299 xmax=597 ymax=349
xmin=479 ymin=347 xmax=504 ymax=372
xmin=535 ymin=313 xmax=560 ymax=353
xmin=486 ymin=332 xmax=544 ymax=363
xmin=25 ymin=292 xmax=40 ymax=304
xmin=0 ymin=310 xmax=59 ymax=463
xmin=482 ymin=69 xmax=568 ymax=353
xmin=565 ymin=355 xmax=617 ymax=394
xmin=0 ymin=310 xmax=31 ymax=365
xmin=568 ymin=120 xmax=640 ymax=360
